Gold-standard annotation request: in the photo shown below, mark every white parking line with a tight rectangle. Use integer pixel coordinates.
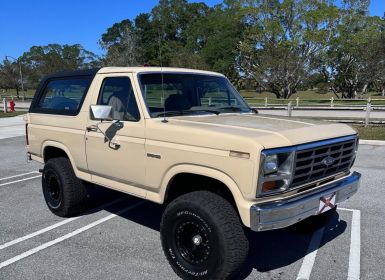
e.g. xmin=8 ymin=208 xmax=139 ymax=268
xmin=0 ymin=175 xmax=41 ymax=187
xmin=296 ymin=227 xmax=325 ymax=280
xmin=0 ymin=171 xmax=39 ymax=181
xmin=339 ymin=208 xmax=361 ymax=280
xmin=296 ymin=208 xmax=361 ymax=280
xmin=0 ymin=196 xmax=128 ymax=250
xmin=0 ymin=201 xmax=145 ymax=269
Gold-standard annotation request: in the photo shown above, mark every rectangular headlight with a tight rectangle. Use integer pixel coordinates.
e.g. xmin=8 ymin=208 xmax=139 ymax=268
xmin=258 ymin=151 xmax=295 ymax=196
xmin=263 ymin=154 xmax=278 ymax=174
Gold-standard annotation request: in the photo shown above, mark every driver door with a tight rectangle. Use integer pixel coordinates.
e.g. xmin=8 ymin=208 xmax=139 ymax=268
xmin=85 ymin=74 xmax=146 ymax=198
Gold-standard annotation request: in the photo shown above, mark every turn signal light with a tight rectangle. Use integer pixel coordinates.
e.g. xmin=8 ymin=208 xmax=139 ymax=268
xmin=262 ymin=181 xmax=277 ymax=192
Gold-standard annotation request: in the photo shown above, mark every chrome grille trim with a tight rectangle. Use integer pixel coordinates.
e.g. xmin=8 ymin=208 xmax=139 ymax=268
xmin=291 ymin=138 xmax=357 ymax=187
xmin=257 ymin=134 xmax=358 ymax=197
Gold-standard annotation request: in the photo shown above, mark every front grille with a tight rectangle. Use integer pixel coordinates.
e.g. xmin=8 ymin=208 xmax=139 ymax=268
xmin=291 ymin=138 xmax=356 ymax=187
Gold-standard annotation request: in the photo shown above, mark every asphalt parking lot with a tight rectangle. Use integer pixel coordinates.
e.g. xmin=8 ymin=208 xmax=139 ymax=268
xmin=0 ymin=136 xmax=384 ymax=280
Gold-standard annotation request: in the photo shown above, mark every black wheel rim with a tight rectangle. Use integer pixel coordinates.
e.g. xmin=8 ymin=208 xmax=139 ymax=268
xmin=48 ymin=176 xmax=60 ymax=200
xmin=175 ymin=220 xmax=211 ymax=265
xmin=44 ymin=171 xmax=62 ymax=208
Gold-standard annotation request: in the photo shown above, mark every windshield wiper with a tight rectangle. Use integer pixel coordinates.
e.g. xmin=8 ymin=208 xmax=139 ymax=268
xmin=154 ymin=109 xmax=220 ymax=118
xmin=187 ymin=109 xmax=220 ymax=115
xmin=218 ymin=106 xmax=251 ymax=113
xmin=153 ymin=111 xmax=185 ymax=117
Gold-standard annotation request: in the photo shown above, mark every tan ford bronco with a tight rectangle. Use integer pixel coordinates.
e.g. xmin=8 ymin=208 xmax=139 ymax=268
xmin=26 ymin=67 xmax=361 ymax=279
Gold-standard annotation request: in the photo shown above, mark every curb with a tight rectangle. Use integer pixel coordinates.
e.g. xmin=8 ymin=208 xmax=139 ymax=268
xmin=359 ymin=139 xmax=385 ymax=146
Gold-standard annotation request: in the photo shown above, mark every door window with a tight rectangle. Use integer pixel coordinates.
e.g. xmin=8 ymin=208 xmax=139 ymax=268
xmin=98 ymin=77 xmax=140 ymax=121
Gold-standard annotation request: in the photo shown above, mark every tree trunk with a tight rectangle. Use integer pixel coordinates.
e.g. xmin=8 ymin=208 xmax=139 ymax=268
xmin=272 ymin=89 xmax=281 ymax=99
xmin=360 ymin=84 xmax=368 ymax=97
xmin=283 ymin=84 xmax=292 ymax=99
xmin=330 ymin=86 xmax=341 ymax=99
xmin=16 ymin=87 xmax=19 ymax=99
xmin=382 ymin=88 xmax=385 ymax=97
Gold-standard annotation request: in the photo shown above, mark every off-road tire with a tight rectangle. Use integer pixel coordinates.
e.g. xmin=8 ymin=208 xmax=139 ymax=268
xmin=160 ymin=191 xmax=249 ymax=280
xmin=42 ymin=157 xmax=87 ymax=217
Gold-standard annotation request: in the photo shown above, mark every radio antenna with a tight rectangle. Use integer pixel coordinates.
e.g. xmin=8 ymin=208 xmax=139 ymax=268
xmin=158 ymin=29 xmax=167 ymax=123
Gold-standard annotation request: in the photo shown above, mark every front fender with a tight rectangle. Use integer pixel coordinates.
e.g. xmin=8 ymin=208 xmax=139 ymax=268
xmin=157 ymin=164 xmax=254 ymax=227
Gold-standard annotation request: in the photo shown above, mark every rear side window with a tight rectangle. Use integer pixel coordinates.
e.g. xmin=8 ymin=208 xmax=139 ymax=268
xmin=33 ymin=78 xmax=91 ymax=115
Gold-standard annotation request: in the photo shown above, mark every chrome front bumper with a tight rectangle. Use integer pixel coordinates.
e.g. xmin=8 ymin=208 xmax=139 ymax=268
xmin=250 ymin=172 xmax=361 ymax=231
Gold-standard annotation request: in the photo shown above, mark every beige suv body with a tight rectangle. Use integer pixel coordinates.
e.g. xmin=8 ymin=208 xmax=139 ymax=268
xmin=27 ymin=67 xmax=360 ymax=279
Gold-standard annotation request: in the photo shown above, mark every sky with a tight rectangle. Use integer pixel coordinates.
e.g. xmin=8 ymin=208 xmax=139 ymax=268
xmin=0 ymin=0 xmax=384 ymax=60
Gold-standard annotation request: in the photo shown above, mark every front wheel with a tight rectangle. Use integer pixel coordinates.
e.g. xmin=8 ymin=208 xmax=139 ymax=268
xmin=160 ymin=191 xmax=249 ymax=280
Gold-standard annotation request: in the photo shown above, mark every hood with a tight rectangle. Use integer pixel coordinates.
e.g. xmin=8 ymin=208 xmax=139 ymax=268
xmin=159 ymin=113 xmax=357 ymax=150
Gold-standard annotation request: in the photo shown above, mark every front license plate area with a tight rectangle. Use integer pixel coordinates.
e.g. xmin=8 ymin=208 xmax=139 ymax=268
xmin=318 ymin=192 xmax=336 ymax=214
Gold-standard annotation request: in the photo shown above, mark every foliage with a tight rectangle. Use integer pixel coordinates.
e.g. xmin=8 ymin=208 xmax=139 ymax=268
xmin=0 ymin=59 xmax=22 ymax=98
xmin=20 ymin=44 xmax=99 ymax=88
xmin=99 ymin=19 xmax=140 ymax=66
xmin=324 ymin=1 xmax=385 ymax=98
xmin=1 ymin=0 xmax=385 ymax=99
xmin=237 ymin=0 xmax=340 ymax=99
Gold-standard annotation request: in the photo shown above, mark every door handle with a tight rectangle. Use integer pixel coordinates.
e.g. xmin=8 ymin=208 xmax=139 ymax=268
xmin=86 ymin=126 xmax=97 ymax=132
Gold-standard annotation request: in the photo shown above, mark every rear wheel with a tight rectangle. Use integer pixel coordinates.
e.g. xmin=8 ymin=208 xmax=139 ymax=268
xmin=42 ymin=157 xmax=87 ymax=217
xmin=160 ymin=191 xmax=249 ymax=280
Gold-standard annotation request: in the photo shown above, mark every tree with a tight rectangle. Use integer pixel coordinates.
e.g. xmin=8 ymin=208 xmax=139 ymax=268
xmin=100 ymin=0 xmax=212 ymax=67
xmin=236 ymin=0 xmax=339 ymax=98
xmin=146 ymin=0 xmax=211 ymax=66
xmin=372 ymin=31 xmax=385 ymax=96
xmin=185 ymin=0 xmax=245 ymax=81
xmin=0 ymin=59 xmax=22 ymax=98
xmin=323 ymin=0 xmax=377 ymax=98
xmin=21 ymin=44 xmax=99 ymax=88
xmin=99 ymin=19 xmax=141 ymax=66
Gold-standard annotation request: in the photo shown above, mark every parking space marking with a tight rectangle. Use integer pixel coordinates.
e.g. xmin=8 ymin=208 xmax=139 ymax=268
xmin=0 ymin=201 xmax=145 ymax=269
xmin=296 ymin=227 xmax=325 ymax=280
xmin=0 ymin=197 xmax=128 ymax=251
xmin=0 ymin=175 xmax=41 ymax=187
xmin=0 ymin=171 xmax=39 ymax=181
xmin=339 ymin=208 xmax=361 ymax=280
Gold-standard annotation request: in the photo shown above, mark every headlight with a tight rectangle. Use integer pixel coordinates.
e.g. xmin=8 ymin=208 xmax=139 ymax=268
xmin=263 ymin=154 xmax=278 ymax=174
xmin=258 ymin=151 xmax=295 ymax=196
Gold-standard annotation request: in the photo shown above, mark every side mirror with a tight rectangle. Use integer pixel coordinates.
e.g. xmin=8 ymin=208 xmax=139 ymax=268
xmin=90 ymin=105 xmax=112 ymax=121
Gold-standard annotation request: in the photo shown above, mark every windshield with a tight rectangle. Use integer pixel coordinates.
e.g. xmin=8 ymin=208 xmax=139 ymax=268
xmin=138 ymin=73 xmax=251 ymax=118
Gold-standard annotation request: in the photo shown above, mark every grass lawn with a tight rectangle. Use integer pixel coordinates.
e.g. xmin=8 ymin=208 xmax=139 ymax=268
xmin=0 ymin=89 xmax=35 ymax=100
xmin=0 ymin=111 xmax=26 ymax=118
xmin=352 ymin=125 xmax=385 ymax=141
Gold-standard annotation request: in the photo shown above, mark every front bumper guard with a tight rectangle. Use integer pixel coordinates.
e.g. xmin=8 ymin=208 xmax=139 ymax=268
xmin=250 ymin=171 xmax=361 ymax=231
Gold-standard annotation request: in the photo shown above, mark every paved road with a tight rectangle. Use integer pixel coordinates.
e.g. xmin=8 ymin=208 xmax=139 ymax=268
xmin=0 ymin=136 xmax=384 ymax=280
xmin=0 ymin=116 xmax=25 ymax=139
xmin=258 ymin=108 xmax=385 ymax=119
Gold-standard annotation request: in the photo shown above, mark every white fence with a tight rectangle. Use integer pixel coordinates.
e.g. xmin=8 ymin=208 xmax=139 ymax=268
xmin=244 ymin=96 xmax=385 ymax=108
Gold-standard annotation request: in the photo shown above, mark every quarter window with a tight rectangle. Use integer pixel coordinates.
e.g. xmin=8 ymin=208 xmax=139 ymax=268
xmin=36 ymin=78 xmax=90 ymax=115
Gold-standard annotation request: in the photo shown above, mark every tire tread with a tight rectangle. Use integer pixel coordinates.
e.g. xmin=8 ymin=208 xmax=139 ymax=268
xmin=161 ymin=191 xmax=249 ymax=280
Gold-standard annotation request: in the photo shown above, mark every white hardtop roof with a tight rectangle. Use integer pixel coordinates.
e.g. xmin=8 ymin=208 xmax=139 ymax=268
xmin=97 ymin=67 xmax=224 ymax=77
